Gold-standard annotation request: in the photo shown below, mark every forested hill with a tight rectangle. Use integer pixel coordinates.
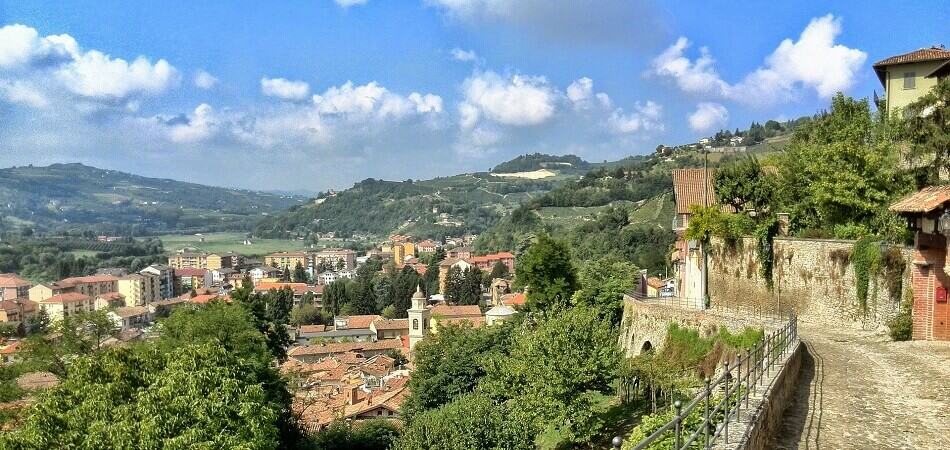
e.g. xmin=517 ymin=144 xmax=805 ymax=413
xmin=0 ymin=163 xmax=303 ymax=235
xmin=491 ymin=153 xmax=591 ymax=174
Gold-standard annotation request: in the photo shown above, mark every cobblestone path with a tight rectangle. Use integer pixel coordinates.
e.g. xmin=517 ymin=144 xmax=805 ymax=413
xmin=771 ymin=324 xmax=950 ymax=450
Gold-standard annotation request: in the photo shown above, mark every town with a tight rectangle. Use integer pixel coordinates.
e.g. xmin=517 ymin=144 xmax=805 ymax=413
xmin=0 ymin=3 xmax=948 ymax=450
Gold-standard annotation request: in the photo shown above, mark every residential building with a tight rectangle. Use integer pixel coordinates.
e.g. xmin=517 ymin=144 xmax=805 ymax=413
xmin=370 ymin=319 xmax=409 ymax=340
xmin=392 ymin=244 xmax=406 ymax=265
xmin=108 ymin=306 xmax=152 ymax=331
xmin=264 ymin=252 xmax=309 ymax=270
xmin=29 ymin=275 xmax=119 ymax=303
xmin=249 ymin=266 xmax=281 ymax=285
xmin=645 ymin=276 xmax=665 ymax=298
xmin=416 ymin=240 xmax=438 ymax=254
xmin=254 ymin=282 xmax=324 ymax=307
xmin=117 ymin=273 xmax=159 ymax=306
xmin=286 ymin=339 xmax=404 ymax=363
xmin=429 ymin=304 xmax=484 ymax=332
xmin=0 ymin=274 xmax=31 ymax=301
xmin=206 ymin=252 xmax=242 ymax=270
xmin=140 ymin=265 xmax=175 ymax=299
xmin=446 ymin=246 xmax=473 ymax=260
xmin=437 ymin=258 xmax=474 ymax=294
xmin=873 ymin=46 xmax=950 ymax=115
xmin=38 ymin=292 xmax=97 ymax=321
xmin=670 ymin=168 xmax=722 ymax=309
xmin=315 ymin=249 xmax=357 ymax=270
xmin=94 ymin=292 xmax=126 ymax=309
xmin=0 ymin=298 xmax=37 ymax=323
xmin=469 ymin=252 xmax=516 ymax=272
xmin=210 ymin=267 xmax=238 ymax=286
xmin=175 ymin=268 xmax=210 ymax=291
xmin=167 ymin=251 xmax=209 ymax=270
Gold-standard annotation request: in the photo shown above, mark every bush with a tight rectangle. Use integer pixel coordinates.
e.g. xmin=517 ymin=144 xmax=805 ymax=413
xmin=887 ymin=299 xmax=913 ymax=341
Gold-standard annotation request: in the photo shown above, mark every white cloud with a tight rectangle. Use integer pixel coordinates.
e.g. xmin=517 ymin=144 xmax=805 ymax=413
xmin=261 ymin=77 xmax=311 ymax=101
xmin=167 ymin=103 xmax=218 ymax=143
xmin=567 ymin=77 xmax=611 ymax=109
xmin=688 ymin=102 xmax=728 ymax=132
xmin=313 ymin=81 xmax=443 ymax=119
xmin=194 ymin=70 xmax=219 ymax=89
xmin=0 ymin=23 xmax=178 ymax=106
xmin=334 ymin=0 xmax=368 ymax=7
xmin=450 ymin=48 xmax=478 ymax=62
xmin=609 ymin=101 xmax=663 ymax=134
xmin=650 ymin=15 xmax=866 ymax=105
xmin=459 ymin=71 xmax=557 ymax=128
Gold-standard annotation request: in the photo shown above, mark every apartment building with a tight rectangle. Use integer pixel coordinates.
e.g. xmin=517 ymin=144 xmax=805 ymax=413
xmin=118 ymin=273 xmax=160 ymax=306
xmin=38 ymin=292 xmax=97 ymax=321
xmin=0 ymin=274 xmax=31 ymax=301
xmin=314 ymin=248 xmax=357 ymax=270
xmin=264 ymin=252 xmax=309 ymax=270
xmin=140 ymin=265 xmax=175 ymax=299
xmin=29 ymin=275 xmax=119 ymax=303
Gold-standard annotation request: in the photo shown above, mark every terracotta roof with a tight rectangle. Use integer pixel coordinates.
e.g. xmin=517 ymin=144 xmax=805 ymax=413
xmin=0 ymin=275 xmax=31 ymax=288
xmin=175 ymin=268 xmax=208 ymax=277
xmin=0 ymin=341 xmax=21 ymax=355
xmin=111 ymin=306 xmax=149 ymax=319
xmin=299 ymin=324 xmax=328 ymax=334
xmin=287 ymin=339 xmax=403 ymax=357
xmin=255 ymin=282 xmax=323 ymax=295
xmin=438 ymin=316 xmax=486 ymax=328
xmin=647 ymin=277 xmax=665 ymax=289
xmin=431 ymin=304 xmax=482 ymax=318
xmin=266 ymin=252 xmax=309 ymax=257
xmin=873 ymin=46 xmax=950 ymax=67
xmin=58 ymin=275 xmax=118 ymax=286
xmin=97 ymin=292 xmax=125 ymax=301
xmin=189 ymin=294 xmax=230 ymax=304
xmin=39 ymin=292 xmax=91 ymax=304
xmin=500 ymin=292 xmax=526 ymax=307
xmin=372 ymin=318 xmax=409 ymax=331
xmin=0 ymin=299 xmax=36 ymax=313
xmin=672 ymin=168 xmax=718 ymax=214
xmin=338 ymin=315 xmax=382 ymax=329
xmin=890 ymin=186 xmax=950 ymax=214
xmin=15 ymin=372 xmax=59 ymax=390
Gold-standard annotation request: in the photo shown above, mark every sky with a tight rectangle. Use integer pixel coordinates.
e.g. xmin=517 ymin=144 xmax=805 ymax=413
xmin=0 ymin=1 xmax=946 ymax=192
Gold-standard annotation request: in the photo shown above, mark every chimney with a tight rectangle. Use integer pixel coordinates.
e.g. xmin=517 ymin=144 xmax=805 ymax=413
xmin=344 ymin=385 xmax=360 ymax=405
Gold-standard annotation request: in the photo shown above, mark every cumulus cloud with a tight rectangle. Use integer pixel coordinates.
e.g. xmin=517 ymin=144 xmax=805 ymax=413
xmin=567 ymin=77 xmax=611 ymax=109
xmin=425 ymin=0 xmax=666 ymax=47
xmin=0 ymin=23 xmax=178 ymax=108
xmin=450 ymin=48 xmax=479 ymax=62
xmin=261 ymin=77 xmax=311 ymax=101
xmin=688 ymin=102 xmax=728 ymax=132
xmin=609 ymin=101 xmax=663 ymax=134
xmin=194 ymin=70 xmax=219 ymax=89
xmin=650 ymin=15 xmax=866 ymax=105
xmin=459 ymin=71 xmax=557 ymax=128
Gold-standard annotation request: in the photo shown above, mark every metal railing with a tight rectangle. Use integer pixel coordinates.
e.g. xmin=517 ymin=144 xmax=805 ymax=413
xmin=614 ymin=314 xmax=798 ymax=450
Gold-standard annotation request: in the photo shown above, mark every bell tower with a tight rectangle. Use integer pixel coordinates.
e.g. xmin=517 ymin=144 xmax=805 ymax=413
xmin=407 ymin=285 xmax=430 ymax=352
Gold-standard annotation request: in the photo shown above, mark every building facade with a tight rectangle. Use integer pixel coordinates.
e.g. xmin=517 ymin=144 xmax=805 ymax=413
xmin=873 ymin=46 xmax=950 ymax=115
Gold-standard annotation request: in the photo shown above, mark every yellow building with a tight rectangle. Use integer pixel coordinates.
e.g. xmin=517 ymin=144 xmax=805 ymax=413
xmin=118 ymin=273 xmax=159 ymax=306
xmin=38 ymin=292 xmax=98 ymax=321
xmin=393 ymin=245 xmax=406 ymax=265
xmin=168 ymin=252 xmax=208 ymax=269
xmin=873 ymin=46 xmax=950 ymax=115
xmin=264 ymin=252 xmax=309 ymax=270
xmin=402 ymin=242 xmax=416 ymax=258
xmin=29 ymin=275 xmax=118 ymax=303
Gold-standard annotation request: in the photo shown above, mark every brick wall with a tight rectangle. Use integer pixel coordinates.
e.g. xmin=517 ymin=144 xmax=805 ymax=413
xmin=707 ymin=237 xmax=911 ymax=331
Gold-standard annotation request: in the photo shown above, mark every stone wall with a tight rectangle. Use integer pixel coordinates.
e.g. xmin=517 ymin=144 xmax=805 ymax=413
xmin=708 ymin=237 xmax=912 ymax=330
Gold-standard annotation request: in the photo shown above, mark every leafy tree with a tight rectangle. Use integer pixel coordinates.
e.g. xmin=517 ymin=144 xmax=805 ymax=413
xmin=396 ymin=393 xmax=536 ymax=450
xmin=402 ymin=322 xmax=514 ymax=422
xmin=901 ymin=77 xmax=950 ymax=187
xmin=1 ymin=343 xmax=286 ymax=449
xmin=289 ymin=304 xmax=326 ymax=326
xmin=323 ymin=280 xmax=350 ymax=315
xmin=516 ymin=234 xmax=578 ymax=310
xmin=489 ymin=260 xmax=509 ymax=280
xmin=714 ymin=156 xmax=775 ymax=212
xmin=572 ymin=257 xmax=638 ymax=325
xmin=157 ymin=302 xmax=272 ymax=365
xmin=280 ymin=266 xmax=292 ymax=282
xmin=310 ymin=419 xmax=401 ymax=450
xmin=776 ymin=94 xmax=910 ymax=237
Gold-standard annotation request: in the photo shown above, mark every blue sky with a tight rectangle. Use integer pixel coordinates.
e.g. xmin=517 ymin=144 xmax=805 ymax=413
xmin=0 ymin=0 xmax=947 ymax=191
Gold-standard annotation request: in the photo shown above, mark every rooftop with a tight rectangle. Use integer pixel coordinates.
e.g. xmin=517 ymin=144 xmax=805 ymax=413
xmin=873 ymin=46 xmax=950 ymax=85
xmin=890 ymin=186 xmax=950 ymax=214
xmin=40 ymin=292 xmax=91 ymax=304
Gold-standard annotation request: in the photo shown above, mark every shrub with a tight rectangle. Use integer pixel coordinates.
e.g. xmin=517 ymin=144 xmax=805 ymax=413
xmin=887 ymin=298 xmax=913 ymax=341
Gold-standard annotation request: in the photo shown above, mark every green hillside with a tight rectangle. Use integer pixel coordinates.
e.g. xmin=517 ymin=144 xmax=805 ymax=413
xmin=0 ymin=163 xmax=303 ymax=235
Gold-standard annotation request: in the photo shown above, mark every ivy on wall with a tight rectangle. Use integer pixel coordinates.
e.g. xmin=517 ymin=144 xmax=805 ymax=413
xmin=852 ymin=237 xmax=905 ymax=316
xmin=754 ymin=217 xmax=779 ymax=289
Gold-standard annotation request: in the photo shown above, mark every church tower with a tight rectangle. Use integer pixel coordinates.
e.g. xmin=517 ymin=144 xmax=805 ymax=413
xmin=407 ymin=285 xmax=430 ymax=352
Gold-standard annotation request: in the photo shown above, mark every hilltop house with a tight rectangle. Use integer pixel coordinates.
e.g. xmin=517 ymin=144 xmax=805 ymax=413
xmin=671 ymin=168 xmax=721 ymax=308
xmin=873 ymin=45 xmax=950 ymax=115
xmin=0 ymin=274 xmax=31 ymax=301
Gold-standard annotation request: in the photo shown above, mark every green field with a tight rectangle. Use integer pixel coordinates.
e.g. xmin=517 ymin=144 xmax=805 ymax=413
xmin=156 ymin=232 xmax=314 ymax=256
xmin=68 ymin=250 xmax=101 ymax=258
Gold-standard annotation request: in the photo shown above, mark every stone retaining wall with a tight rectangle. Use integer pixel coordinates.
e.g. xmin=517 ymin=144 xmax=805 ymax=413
xmin=708 ymin=237 xmax=912 ymax=331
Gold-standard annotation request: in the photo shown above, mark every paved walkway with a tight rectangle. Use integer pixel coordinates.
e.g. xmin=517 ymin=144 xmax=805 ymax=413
xmin=771 ymin=324 xmax=950 ymax=450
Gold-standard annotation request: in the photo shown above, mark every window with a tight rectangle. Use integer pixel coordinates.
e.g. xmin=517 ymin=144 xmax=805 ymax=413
xmin=903 ymin=72 xmax=916 ymax=89
xmin=412 ymin=319 xmax=418 ymax=330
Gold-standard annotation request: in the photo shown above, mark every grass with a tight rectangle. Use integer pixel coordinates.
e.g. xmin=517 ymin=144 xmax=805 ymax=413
xmin=628 ymin=194 xmax=674 ymax=230
xmin=68 ymin=250 xmax=100 ymax=258
xmin=155 ymin=232 xmax=313 ymax=256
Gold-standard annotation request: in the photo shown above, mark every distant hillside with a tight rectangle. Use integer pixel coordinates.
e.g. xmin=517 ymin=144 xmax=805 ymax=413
xmin=254 ymin=171 xmax=573 ymax=240
xmin=0 ymin=163 xmax=303 ymax=234
xmin=491 ymin=153 xmax=591 ymax=174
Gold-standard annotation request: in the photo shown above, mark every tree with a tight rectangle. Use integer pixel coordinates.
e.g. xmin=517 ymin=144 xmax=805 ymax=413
xmin=280 ymin=266 xmax=292 ymax=282
xmin=402 ymin=322 xmax=514 ymax=422
xmin=293 ymin=262 xmax=309 ymax=283
xmin=572 ymin=257 xmax=638 ymax=325
xmin=489 ymin=260 xmax=509 ymax=280
xmin=902 ymin=77 xmax=950 ymax=187
xmin=516 ymin=234 xmax=578 ymax=310
xmin=396 ymin=393 xmax=536 ymax=450
xmin=777 ymin=94 xmax=910 ymax=237
xmin=1 ymin=343 xmax=287 ymax=449
xmin=289 ymin=304 xmax=325 ymax=326
xmin=324 ymin=280 xmax=350 ymax=315
xmin=311 ymin=420 xmax=401 ymax=450
xmin=714 ymin=156 xmax=775 ymax=212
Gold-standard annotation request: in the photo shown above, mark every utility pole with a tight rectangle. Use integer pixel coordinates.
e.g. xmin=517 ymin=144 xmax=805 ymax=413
xmin=703 ymin=147 xmax=709 ymax=310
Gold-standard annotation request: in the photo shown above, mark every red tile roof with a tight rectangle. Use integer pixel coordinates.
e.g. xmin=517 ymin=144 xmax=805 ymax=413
xmin=58 ymin=275 xmax=118 ymax=286
xmin=299 ymin=324 xmax=327 ymax=334
xmin=39 ymin=292 xmax=91 ymax=304
xmin=255 ymin=282 xmax=323 ymax=295
xmin=287 ymin=339 xmax=403 ymax=357
xmin=175 ymin=268 xmax=209 ymax=277
xmin=873 ymin=46 xmax=950 ymax=67
xmin=672 ymin=169 xmax=718 ymax=214
xmin=372 ymin=318 xmax=409 ymax=331
xmin=339 ymin=315 xmax=382 ymax=329
xmin=189 ymin=294 xmax=230 ymax=304
xmin=0 ymin=275 xmax=31 ymax=288
xmin=430 ymin=304 xmax=482 ymax=318
xmin=438 ymin=316 xmax=486 ymax=328
xmin=890 ymin=186 xmax=950 ymax=214
xmin=500 ymin=292 xmax=526 ymax=307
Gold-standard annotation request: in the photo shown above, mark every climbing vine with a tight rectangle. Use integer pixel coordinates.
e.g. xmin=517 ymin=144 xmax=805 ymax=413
xmin=852 ymin=236 xmax=881 ymax=315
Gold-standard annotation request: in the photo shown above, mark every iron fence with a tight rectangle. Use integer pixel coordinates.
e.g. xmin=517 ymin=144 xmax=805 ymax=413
xmin=613 ymin=314 xmax=798 ymax=450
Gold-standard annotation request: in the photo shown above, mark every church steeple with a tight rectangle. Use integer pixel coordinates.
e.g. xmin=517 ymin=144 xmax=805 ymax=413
xmin=407 ymin=284 xmax=430 ymax=352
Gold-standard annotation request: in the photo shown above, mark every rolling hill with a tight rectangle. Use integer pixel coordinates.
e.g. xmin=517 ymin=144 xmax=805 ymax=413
xmin=0 ymin=163 xmax=304 ymax=234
